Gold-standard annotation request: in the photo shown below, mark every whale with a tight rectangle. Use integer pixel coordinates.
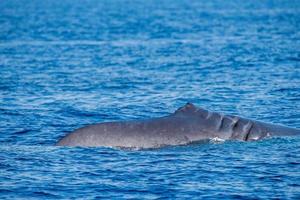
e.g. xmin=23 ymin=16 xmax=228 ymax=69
xmin=56 ymin=103 xmax=300 ymax=148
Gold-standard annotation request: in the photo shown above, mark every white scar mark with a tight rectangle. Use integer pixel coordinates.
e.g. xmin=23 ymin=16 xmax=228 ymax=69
xmin=227 ymin=116 xmax=238 ymax=129
xmin=217 ymin=114 xmax=224 ymax=130
xmin=242 ymin=121 xmax=253 ymax=141
xmin=230 ymin=117 xmax=239 ymax=127
xmin=206 ymin=111 xmax=212 ymax=119
xmin=227 ymin=117 xmax=239 ymax=138
xmin=243 ymin=121 xmax=252 ymax=132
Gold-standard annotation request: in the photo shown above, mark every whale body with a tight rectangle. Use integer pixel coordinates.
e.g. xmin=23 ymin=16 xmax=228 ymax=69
xmin=56 ymin=103 xmax=300 ymax=148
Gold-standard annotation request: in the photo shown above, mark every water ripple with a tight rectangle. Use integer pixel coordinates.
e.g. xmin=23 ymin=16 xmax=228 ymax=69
xmin=1 ymin=0 xmax=300 ymax=199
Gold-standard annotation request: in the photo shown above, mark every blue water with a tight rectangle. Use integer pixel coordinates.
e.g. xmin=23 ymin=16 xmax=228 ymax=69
xmin=1 ymin=0 xmax=300 ymax=199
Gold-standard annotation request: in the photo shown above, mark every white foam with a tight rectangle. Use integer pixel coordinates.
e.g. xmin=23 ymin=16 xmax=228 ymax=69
xmin=209 ymin=137 xmax=226 ymax=144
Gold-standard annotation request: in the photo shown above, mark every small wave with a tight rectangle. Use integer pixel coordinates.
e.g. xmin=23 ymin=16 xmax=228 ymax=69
xmin=209 ymin=137 xmax=226 ymax=144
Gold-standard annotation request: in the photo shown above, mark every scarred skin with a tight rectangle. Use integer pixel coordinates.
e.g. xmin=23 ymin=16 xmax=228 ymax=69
xmin=56 ymin=103 xmax=300 ymax=148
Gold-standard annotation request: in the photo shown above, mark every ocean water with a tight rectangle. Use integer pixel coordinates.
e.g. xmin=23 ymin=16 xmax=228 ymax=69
xmin=1 ymin=0 xmax=300 ymax=199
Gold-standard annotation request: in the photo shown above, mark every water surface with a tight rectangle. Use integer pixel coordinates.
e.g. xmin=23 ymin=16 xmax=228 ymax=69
xmin=0 ymin=0 xmax=300 ymax=199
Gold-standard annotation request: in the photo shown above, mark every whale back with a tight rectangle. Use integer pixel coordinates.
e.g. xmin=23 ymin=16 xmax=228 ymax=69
xmin=56 ymin=103 xmax=300 ymax=148
xmin=173 ymin=103 xmax=268 ymax=141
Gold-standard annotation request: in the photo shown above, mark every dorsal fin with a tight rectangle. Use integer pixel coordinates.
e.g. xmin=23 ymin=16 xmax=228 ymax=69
xmin=174 ymin=103 xmax=197 ymax=114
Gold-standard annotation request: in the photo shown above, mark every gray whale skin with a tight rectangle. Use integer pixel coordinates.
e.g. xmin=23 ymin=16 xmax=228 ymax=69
xmin=56 ymin=103 xmax=300 ymax=148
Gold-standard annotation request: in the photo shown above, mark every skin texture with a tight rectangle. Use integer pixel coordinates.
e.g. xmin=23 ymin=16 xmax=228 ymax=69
xmin=56 ymin=103 xmax=300 ymax=148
